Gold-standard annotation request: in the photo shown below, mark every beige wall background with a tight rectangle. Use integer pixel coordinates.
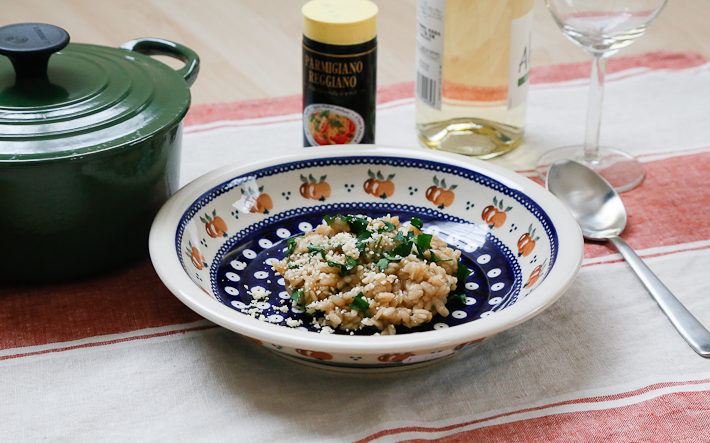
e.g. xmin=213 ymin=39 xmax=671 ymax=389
xmin=2 ymin=0 xmax=707 ymax=105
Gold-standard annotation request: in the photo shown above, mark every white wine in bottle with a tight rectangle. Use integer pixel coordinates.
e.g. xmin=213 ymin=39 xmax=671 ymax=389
xmin=415 ymin=0 xmax=534 ymax=158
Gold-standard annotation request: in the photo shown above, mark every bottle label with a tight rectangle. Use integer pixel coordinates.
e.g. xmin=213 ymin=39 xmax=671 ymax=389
xmin=302 ymin=36 xmax=377 ymax=146
xmin=415 ymin=0 xmax=446 ymax=111
xmin=507 ymin=9 xmax=534 ymax=110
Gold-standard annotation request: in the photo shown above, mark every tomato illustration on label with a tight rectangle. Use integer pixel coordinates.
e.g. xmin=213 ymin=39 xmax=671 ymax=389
xmin=300 ymin=174 xmax=331 ymax=201
xmin=364 ymin=169 xmax=395 ymax=199
xmin=518 ymin=224 xmax=540 ymax=257
xmin=425 ymin=176 xmax=457 ymax=209
xmin=482 ymin=196 xmax=512 ymax=229
xmin=304 ymin=105 xmax=365 ymax=146
xmin=200 ymin=209 xmax=228 ymax=238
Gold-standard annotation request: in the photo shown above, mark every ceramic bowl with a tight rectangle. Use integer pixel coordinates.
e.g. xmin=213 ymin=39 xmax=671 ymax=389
xmin=149 ymin=145 xmax=583 ymax=371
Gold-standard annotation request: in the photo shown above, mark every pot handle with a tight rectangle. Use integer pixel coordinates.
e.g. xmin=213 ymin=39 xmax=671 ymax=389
xmin=120 ymin=38 xmax=200 ymax=87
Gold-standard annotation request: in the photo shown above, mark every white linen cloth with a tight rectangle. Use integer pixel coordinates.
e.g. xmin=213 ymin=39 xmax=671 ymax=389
xmin=2 ymin=53 xmax=710 ymax=442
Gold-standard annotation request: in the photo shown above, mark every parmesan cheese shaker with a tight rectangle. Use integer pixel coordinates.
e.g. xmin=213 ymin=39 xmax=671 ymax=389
xmin=302 ymin=0 xmax=378 ymax=146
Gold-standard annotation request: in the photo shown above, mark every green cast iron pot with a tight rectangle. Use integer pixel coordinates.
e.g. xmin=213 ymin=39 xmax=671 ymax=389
xmin=0 ymin=23 xmax=200 ymax=282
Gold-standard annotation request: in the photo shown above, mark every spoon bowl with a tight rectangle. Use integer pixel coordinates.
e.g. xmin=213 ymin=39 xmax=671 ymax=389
xmin=546 ymin=160 xmax=626 ymax=240
xmin=547 ymin=159 xmax=710 ymax=357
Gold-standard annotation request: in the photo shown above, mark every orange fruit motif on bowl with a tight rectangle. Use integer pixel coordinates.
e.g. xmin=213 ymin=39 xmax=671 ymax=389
xmin=377 ymin=352 xmax=415 ymax=363
xmin=200 ymin=209 xmax=228 ymax=238
xmin=482 ymin=196 xmax=512 ymax=229
xmin=454 ymin=338 xmax=485 ymax=351
xmin=242 ymin=335 xmax=264 ymax=346
xmin=363 ymin=169 xmax=395 ymax=199
xmin=185 ymin=241 xmax=206 ymax=270
xmin=296 ymin=349 xmax=334 ymax=360
xmin=425 ymin=175 xmax=457 ymax=209
xmin=517 ymin=224 xmax=540 ymax=257
xmin=300 ymin=174 xmax=331 ymax=201
xmin=241 ymin=185 xmax=274 ymax=214
xmin=253 ymin=192 xmax=274 ymax=214
xmin=524 ymin=259 xmax=547 ymax=289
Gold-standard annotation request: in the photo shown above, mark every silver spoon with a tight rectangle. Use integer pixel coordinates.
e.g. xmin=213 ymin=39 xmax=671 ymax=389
xmin=546 ymin=159 xmax=710 ymax=357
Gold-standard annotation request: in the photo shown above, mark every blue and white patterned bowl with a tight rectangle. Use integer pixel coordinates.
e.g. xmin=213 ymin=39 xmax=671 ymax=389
xmin=149 ymin=146 xmax=583 ymax=371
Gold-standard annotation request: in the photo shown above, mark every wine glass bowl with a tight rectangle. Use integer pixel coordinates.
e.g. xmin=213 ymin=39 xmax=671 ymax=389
xmin=536 ymin=0 xmax=668 ymax=192
xmin=547 ymin=0 xmax=668 ymax=53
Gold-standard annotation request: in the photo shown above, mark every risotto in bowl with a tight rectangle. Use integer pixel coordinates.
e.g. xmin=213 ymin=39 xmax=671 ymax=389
xmin=149 ymin=146 xmax=583 ymax=371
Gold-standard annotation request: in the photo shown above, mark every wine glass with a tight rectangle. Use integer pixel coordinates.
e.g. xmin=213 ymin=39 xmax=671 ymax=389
xmin=535 ymin=0 xmax=668 ymax=192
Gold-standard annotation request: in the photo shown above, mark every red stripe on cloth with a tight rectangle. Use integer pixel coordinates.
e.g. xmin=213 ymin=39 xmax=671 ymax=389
xmin=184 ymin=52 xmax=706 ymax=127
xmin=356 ymin=379 xmax=710 ymax=443
xmin=583 ymin=151 xmax=710 ymax=260
xmin=0 ymin=257 xmax=203 ymax=351
xmin=530 ymin=51 xmax=707 ymax=85
xmin=1 ymin=324 xmax=218 ymax=361
xmin=400 ymin=390 xmax=710 ymax=443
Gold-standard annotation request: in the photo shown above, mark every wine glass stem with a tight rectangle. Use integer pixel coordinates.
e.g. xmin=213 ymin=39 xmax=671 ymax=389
xmin=583 ymin=55 xmax=608 ymax=163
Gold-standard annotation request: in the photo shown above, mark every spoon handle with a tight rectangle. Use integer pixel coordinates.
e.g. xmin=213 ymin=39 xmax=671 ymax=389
xmin=609 ymin=236 xmax=710 ymax=357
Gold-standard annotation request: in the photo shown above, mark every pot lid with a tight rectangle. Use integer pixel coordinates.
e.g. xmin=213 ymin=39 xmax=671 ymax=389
xmin=0 ymin=23 xmax=200 ymax=162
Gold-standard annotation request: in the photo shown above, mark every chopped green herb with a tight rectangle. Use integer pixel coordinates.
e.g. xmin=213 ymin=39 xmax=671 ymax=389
xmin=307 ymin=244 xmax=325 ymax=255
xmin=390 ymin=230 xmax=415 ymax=257
xmin=285 ymin=236 xmax=301 ymax=255
xmin=376 ymin=258 xmax=390 ymax=271
xmin=415 ymin=234 xmax=432 ymax=259
xmin=378 ymin=221 xmax=396 ymax=233
xmin=291 ymin=288 xmax=304 ymax=304
xmin=343 ymin=255 xmax=358 ymax=275
xmin=326 ymin=255 xmax=358 ymax=276
xmin=410 ymin=217 xmax=424 ymax=230
xmin=415 ymin=234 xmax=432 ymax=251
xmin=323 ymin=215 xmax=333 ymax=225
xmin=456 ymin=258 xmax=472 ymax=282
xmin=329 ymin=118 xmax=343 ymax=128
xmin=347 ymin=216 xmax=369 ymax=235
xmin=429 ymin=251 xmax=452 ymax=263
xmin=329 ymin=214 xmax=370 ymax=235
xmin=391 ymin=241 xmax=413 ymax=258
xmin=355 ymin=230 xmax=372 ymax=252
xmin=350 ymin=293 xmax=371 ymax=316
xmin=448 ymin=292 xmax=466 ymax=304
xmin=356 ymin=230 xmax=372 ymax=241
xmin=375 ymin=235 xmax=383 ymax=252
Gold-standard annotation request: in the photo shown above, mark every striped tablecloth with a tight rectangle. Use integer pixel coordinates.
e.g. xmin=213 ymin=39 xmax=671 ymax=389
xmin=3 ymin=52 xmax=710 ymax=442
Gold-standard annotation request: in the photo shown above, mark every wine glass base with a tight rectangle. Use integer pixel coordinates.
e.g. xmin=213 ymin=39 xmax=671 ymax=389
xmin=536 ymin=146 xmax=646 ymax=192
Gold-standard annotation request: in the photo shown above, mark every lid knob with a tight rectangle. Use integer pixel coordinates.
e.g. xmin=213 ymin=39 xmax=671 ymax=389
xmin=0 ymin=23 xmax=70 ymax=79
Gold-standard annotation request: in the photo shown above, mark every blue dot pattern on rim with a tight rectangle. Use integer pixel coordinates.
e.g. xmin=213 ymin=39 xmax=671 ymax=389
xmin=212 ymin=207 xmax=520 ymax=334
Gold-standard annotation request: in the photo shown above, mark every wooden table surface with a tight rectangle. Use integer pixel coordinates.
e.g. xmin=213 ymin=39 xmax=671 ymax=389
xmin=2 ymin=0 xmax=708 ymax=106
